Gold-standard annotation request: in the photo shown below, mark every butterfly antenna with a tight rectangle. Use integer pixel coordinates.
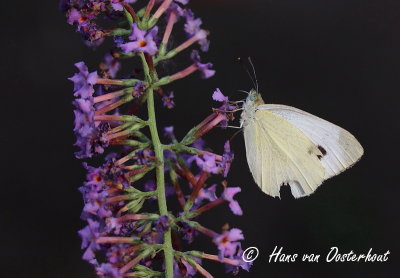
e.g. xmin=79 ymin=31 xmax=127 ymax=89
xmin=248 ymin=57 xmax=259 ymax=92
xmin=237 ymin=89 xmax=249 ymax=95
xmin=237 ymin=57 xmax=257 ymax=91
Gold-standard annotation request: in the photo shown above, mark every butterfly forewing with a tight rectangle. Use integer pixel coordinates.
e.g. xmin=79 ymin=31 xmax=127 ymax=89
xmin=244 ymin=108 xmax=326 ymax=198
xmin=258 ymin=104 xmax=364 ymax=179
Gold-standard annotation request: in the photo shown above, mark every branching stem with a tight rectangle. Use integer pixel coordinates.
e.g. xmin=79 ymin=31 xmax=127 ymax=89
xmin=141 ymin=52 xmax=174 ymax=278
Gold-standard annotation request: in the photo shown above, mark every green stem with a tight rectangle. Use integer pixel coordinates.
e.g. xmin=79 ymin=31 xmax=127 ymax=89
xmin=142 ymin=52 xmax=174 ymax=278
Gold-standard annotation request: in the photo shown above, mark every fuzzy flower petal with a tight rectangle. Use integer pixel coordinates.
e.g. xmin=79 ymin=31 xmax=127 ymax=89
xmin=69 ymin=61 xmax=98 ymax=99
xmin=222 ymin=187 xmax=243 ymax=216
xmin=212 ymin=88 xmax=228 ymax=102
xmin=191 ymin=50 xmax=215 ymax=78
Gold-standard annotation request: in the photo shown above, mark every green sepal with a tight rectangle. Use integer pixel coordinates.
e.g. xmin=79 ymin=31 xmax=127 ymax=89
xmin=123 ymin=7 xmax=134 ymax=25
xmin=180 ymin=127 xmax=198 ymax=146
xmin=153 ymin=76 xmax=172 ymax=87
xmin=122 ymin=78 xmax=143 ymax=86
xmin=127 ymin=198 xmax=145 ymax=213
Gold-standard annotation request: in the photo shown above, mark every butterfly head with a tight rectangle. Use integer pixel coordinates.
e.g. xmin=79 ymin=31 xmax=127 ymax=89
xmin=246 ymin=89 xmax=265 ymax=107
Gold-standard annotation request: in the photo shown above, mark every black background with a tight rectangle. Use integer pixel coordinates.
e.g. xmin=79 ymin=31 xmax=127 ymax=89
xmin=1 ymin=0 xmax=400 ymax=277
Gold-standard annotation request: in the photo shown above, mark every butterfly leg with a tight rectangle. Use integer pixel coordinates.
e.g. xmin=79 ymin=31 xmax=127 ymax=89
xmin=213 ymin=108 xmax=244 ymax=113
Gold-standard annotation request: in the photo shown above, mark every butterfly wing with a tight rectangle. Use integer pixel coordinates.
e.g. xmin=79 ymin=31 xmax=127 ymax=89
xmin=258 ymin=104 xmax=364 ymax=179
xmin=244 ymin=108 xmax=326 ymax=198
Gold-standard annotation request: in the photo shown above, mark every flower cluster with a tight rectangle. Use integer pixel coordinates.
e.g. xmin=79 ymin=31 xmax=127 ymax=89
xmin=63 ymin=0 xmax=250 ymax=277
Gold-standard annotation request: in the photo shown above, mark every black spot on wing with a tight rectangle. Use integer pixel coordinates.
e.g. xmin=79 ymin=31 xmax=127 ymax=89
xmin=317 ymin=145 xmax=327 ymax=160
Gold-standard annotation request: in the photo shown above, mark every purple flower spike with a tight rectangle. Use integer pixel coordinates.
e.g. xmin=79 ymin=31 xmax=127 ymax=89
xmin=120 ymin=24 xmax=158 ymax=56
xmin=222 ymin=187 xmax=243 ymax=216
xmin=63 ymin=1 xmax=250 ymax=275
xmin=69 ymin=61 xmax=98 ymax=99
xmin=190 ymin=50 xmax=215 ymax=79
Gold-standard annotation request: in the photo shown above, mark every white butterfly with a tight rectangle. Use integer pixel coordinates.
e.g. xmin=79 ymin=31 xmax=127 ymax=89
xmin=240 ymin=90 xmax=364 ymax=199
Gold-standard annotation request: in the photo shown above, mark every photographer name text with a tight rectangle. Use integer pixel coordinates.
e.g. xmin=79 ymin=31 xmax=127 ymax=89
xmin=241 ymin=246 xmax=390 ymax=263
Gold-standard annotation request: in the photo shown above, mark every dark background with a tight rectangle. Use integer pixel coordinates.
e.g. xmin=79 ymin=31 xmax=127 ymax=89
xmin=1 ymin=0 xmax=400 ymax=277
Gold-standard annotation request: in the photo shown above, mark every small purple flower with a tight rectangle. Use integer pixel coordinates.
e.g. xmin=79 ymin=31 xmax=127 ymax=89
xmin=154 ymin=215 xmax=170 ymax=233
xmin=69 ymin=61 xmax=98 ymax=99
xmin=73 ymin=100 xmax=95 ymax=137
xmin=162 ymin=91 xmax=175 ymax=109
xmin=78 ymin=219 xmax=102 ymax=264
xmin=224 ymin=248 xmax=252 ymax=273
xmin=222 ymin=187 xmax=243 ymax=216
xmin=103 ymin=53 xmax=121 ymax=78
xmin=213 ymin=228 xmax=244 ymax=259
xmin=184 ymin=10 xmax=201 ymax=35
xmin=191 ymin=50 xmax=215 ymax=79
xmin=174 ymin=257 xmax=198 ymax=278
xmin=196 ymin=184 xmax=218 ymax=205
xmin=212 ymin=88 xmax=228 ymax=102
xmin=195 ymin=153 xmax=220 ymax=174
xmin=106 ymin=244 xmax=127 ymax=264
xmin=105 ymin=217 xmax=123 ymax=235
xmin=73 ymin=98 xmax=109 ymax=159
xmin=180 ymin=222 xmax=198 ymax=244
xmin=67 ymin=8 xmax=83 ymax=25
xmin=82 ymin=190 xmax=112 ymax=219
xmin=212 ymin=88 xmax=236 ymax=128
xmin=167 ymin=3 xmax=185 ymax=18
xmin=120 ymin=24 xmax=158 ymax=56
xmin=84 ymin=163 xmax=104 ymax=186
xmin=164 ymin=126 xmax=175 ymax=141
xmin=133 ymin=81 xmax=146 ymax=98
xmin=184 ymin=10 xmax=209 ymax=51
xmin=79 ymin=164 xmax=112 ymax=219
xmin=212 ymin=88 xmax=235 ymax=110
xmin=221 ymin=141 xmax=234 ymax=177
xmin=96 ymin=263 xmax=123 ymax=278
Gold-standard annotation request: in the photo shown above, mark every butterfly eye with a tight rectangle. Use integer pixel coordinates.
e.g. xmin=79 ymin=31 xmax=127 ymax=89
xmin=247 ymin=91 xmax=257 ymax=101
